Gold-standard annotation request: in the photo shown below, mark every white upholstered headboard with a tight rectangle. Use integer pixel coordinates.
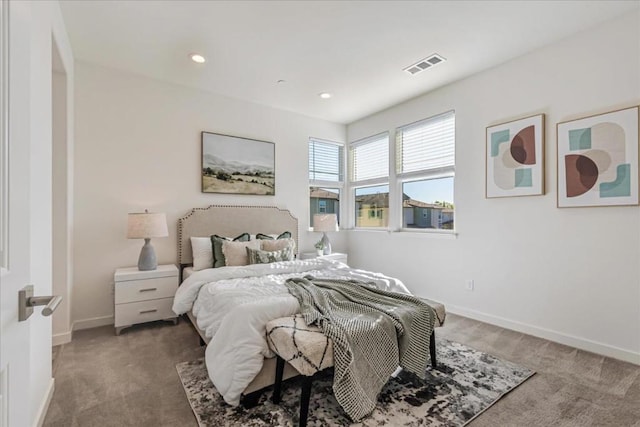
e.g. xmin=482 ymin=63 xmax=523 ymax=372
xmin=177 ymin=205 xmax=299 ymax=268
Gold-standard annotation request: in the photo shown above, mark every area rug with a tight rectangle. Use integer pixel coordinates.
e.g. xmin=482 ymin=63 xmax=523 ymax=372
xmin=176 ymin=338 xmax=534 ymax=426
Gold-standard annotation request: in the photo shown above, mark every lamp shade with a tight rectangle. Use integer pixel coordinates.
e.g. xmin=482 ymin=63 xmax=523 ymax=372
xmin=313 ymin=214 xmax=338 ymax=232
xmin=127 ymin=211 xmax=168 ymax=239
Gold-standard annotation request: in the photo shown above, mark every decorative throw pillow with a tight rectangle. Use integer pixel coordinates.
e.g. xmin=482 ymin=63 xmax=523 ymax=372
xmin=246 ymin=246 xmax=293 ymax=265
xmin=256 ymin=231 xmax=292 ymax=240
xmin=190 ymin=237 xmax=214 ymax=271
xmin=221 ymin=240 xmax=261 ymax=267
xmin=210 ymin=233 xmax=250 ymax=268
xmin=260 ymin=237 xmax=296 ymax=253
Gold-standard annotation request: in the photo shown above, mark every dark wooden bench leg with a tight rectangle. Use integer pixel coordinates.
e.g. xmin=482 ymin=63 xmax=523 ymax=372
xmin=241 ymin=390 xmax=262 ymax=408
xmin=299 ymin=375 xmax=313 ymax=427
xmin=272 ymin=356 xmax=285 ymax=404
xmin=430 ymin=330 xmax=437 ymax=368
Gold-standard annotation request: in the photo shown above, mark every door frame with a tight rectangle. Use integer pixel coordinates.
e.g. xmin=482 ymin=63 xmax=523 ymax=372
xmin=0 ymin=1 xmax=74 ymax=425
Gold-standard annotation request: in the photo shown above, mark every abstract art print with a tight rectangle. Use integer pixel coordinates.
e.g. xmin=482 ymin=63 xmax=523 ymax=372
xmin=486 ymin=114 xmax=545 ymax=198
xmin=557 ymin=106 xmax=639 ymax=207
xmin=201 ymin=132 xmax=275 ymax=195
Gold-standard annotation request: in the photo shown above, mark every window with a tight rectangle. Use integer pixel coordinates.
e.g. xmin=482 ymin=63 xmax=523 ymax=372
xmin=309 ymin=138 xmax=344 ymax=226
xmin=350 ymin=133 xmax=389 ymax=228
xmin=310 ymin=187 xmax=340 ymax=224
xmin=402 ymin=177 xmax=454 ymax=229
xmin=397 ymin=111 xmax=455 ymax=230
xmin=309 ymin=138 xmax=343 ymax=182
xmin=351 ymin=134 xmax=388 ymax=182
xmin=355 ymin=185 xmax=389 ymax=227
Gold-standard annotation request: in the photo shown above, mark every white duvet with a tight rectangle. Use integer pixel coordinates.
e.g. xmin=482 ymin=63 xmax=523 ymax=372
xmin=172 ymin=258 xmax=410 ymax=406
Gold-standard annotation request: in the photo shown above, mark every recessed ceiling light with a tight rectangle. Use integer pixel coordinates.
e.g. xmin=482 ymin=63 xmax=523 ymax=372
xmin=319 ymin=92 xmax=332 ymax=99
xmin=189 ymin=53 xmax=206 ymax=64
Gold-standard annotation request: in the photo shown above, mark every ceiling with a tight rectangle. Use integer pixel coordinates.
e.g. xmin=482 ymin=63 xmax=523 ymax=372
xmin=59 ymin=1 xmax=639 ymax=124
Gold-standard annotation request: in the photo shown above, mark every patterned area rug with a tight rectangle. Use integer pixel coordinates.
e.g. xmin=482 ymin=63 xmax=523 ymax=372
xmin=176 ymin=338 xmax=534 ymax=426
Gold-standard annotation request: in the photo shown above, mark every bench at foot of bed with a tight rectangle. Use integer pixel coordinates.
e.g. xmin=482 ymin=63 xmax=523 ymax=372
xmin=266 ymin=298 xmax=445 ymax=427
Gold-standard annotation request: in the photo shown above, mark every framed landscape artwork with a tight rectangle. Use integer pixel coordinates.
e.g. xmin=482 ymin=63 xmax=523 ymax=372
xmin=201 ymin=132 xmax=275 ymax=195
xmin=486 ymin=114 xmax=545 ymax=198
xmin=557 ymin=106 xmax=639 ymax=208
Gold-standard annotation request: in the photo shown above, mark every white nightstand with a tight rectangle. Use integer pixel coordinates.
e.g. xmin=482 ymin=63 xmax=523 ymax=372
xmin=114 ymin=264 xmax=179 ymax=335
xmin=299 ymin=252 xmax=348 ymax=265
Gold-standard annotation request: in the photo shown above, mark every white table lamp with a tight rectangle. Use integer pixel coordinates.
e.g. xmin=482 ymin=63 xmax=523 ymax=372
xmin=313 ymin=214 xmax=338 ymax=255
xmin=127 ymin=210 xmax=168 ymax=271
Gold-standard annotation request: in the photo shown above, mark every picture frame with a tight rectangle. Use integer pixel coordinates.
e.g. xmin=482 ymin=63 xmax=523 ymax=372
xmin=201 ymin=132 xmax=275 ymax=195
xmin=557 ymin=106 xmax=639 ymax=208
xmin=486 ymin=114 xmax=545 ymax=198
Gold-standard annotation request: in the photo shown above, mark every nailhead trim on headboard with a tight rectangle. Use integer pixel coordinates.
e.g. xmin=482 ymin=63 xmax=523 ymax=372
xmin=177 ymin=204 xmax=299 ymax=268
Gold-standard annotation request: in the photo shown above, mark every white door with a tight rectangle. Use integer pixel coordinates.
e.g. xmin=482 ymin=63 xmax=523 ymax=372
xmin=1 ymin=1 xmax=53 ymax=426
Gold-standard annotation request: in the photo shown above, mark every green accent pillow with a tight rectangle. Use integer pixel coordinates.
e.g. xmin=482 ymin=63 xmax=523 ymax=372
xmin=246 ymin=246 xmax=293 ymax=265
xmin=255 ymin=231 xmax=292 ymax=240
xmin=210 ymin=233 xmax=250 ymax=268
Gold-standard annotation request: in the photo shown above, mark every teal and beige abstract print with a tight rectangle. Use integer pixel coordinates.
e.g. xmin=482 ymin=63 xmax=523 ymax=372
xmin=486 ymin=114 xmax=545 ymax=198
xmin=557 ymin=106 xmax=639 ymax=207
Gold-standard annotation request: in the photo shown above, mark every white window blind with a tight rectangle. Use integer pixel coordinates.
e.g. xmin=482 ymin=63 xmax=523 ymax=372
xmin=396 ymin=111 xmax=455 ymax=175
xmin=350 ymin=133 xmax=389 ymax=182
xmin=309 ymin=138 xmax=343 ymax=182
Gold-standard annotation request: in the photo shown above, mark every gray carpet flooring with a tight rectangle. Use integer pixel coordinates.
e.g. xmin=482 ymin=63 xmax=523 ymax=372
xmin=43 ymin=314 xmax=640 ymax=427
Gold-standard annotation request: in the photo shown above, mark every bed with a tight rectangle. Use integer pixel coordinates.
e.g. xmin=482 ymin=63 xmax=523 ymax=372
xmin=175 ymin=204 xmax=304 ymax=403
xmin=172 ymin=204 xmax=443 ymax=413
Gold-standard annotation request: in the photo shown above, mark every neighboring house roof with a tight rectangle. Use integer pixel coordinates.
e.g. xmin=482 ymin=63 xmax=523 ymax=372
xmin=355 ymin=192 xmax=454 ymax=211
xmin=402 ymin=199 xmax=440 ymax=209
xmin=355 ymin=192 xmax=389 ymax=206
xmin=310 ymin=188 xmax=339 ymax=200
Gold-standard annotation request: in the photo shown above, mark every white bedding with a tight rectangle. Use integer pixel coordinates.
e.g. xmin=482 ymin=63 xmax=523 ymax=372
xmin=172 ymin=258 xmax=410 ymax=406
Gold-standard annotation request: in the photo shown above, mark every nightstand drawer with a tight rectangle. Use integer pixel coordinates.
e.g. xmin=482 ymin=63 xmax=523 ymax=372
xmin=114 ymin=298 xmax=175 ymax=327
xmin=115 ymin=276 xmax=177 ymax=304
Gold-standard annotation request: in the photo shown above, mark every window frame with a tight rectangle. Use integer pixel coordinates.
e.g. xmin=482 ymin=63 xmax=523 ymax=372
xmin=308 ymin=137 xmax=345 ymax=230
xmin=397 ymin=173 xmax=455 ymax=233
xmin=395 ymin=110 xmax=456 ymax=233
xmin=349 ymin=132 xmax=390 ymax=230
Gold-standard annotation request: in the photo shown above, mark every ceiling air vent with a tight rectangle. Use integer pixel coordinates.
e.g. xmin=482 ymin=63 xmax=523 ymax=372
xmin=403 ymin=53 xmax=446 ymax=76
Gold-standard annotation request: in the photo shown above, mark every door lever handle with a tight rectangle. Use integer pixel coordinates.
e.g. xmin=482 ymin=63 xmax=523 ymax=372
xmin=28 ymin=295 xmax=62 ymax=316
xmin=18 ymin=285 xmax=63 ymax=321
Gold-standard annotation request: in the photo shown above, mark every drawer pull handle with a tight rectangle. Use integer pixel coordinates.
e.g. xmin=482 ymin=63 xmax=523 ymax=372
xmin=139 ymin=288 xmax=157 ymax=292
xmin=139 ymin=309 xmax=157 ymax=314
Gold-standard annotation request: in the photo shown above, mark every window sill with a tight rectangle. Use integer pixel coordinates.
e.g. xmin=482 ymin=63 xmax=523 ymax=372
xmin=398 ymin=228 xmax=457 ymax=239
xmin=347 ymin=228 xmax=457 ymax=239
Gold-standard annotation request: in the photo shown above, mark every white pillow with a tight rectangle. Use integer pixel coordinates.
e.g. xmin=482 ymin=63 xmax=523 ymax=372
xmin=191 ymin=237 xmax=213 ymax=271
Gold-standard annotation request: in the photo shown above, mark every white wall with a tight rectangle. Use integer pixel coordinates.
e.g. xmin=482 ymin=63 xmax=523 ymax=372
xmin=347 ymin=13 xmax=640 ymax=363
xmin=72 ymin=63 xmax=346 ymax=327
xmin=52 ymin=66 xmax=73 ymax=346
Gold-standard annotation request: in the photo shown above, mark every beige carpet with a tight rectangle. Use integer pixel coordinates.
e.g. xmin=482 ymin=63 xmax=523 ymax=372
xmin=43 ymin=315 xmax=640 ymax=426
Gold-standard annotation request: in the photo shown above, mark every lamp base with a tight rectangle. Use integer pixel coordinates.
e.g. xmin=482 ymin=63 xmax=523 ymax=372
xmin=320 ymin=232 xmax=332 ymax=255
xmin=138 ymin=238 xmax=158 ymax=271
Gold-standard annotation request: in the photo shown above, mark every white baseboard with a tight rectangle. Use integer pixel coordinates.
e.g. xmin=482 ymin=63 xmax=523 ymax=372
xmin=52 ymin=331 xmax=72 ymax=346
xmin=446 ymin=304 xmax=640 ymax=365
xmin=72 ymin=315 xmax=114 ymax=331
xmin=34 ymin=378 xmax=54 ymax=427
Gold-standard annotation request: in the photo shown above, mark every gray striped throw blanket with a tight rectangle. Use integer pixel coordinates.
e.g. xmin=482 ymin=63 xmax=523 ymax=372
xmin=284 ymin=276 xmax=436 ymax=421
